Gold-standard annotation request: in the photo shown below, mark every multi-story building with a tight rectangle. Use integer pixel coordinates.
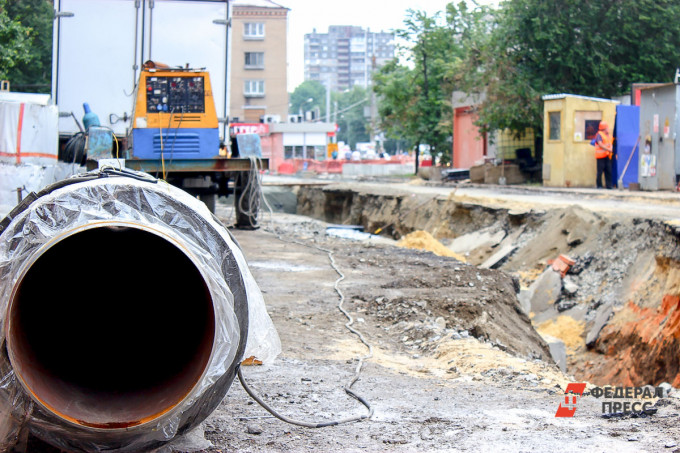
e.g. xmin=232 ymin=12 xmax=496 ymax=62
xmin=230 ymin=0 xmax=288 ymax=123
xmin=304 ymin=26 xmax=395 ymax=92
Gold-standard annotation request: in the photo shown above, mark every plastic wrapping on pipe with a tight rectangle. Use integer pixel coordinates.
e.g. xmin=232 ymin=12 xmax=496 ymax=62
xmin=0 ymin=169 xmax=280 ymax=452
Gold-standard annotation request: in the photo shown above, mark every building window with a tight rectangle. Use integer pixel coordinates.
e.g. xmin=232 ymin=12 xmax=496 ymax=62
xmin=244 ymin=22 xmax=264 ymax=39
xmin=284 ymin=146 xmax=304 ymax=159
xmin=548 ymin=111 xmax=561 ymax=141
xmin=244 ymin=80 xmax=265 ymax=97
xmin=245 ymin=52 xmax=264 ymax=69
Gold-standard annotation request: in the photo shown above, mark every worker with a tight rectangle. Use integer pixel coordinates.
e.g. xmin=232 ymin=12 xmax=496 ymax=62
xmin=593 ymin=120 xmax=614 ymax=189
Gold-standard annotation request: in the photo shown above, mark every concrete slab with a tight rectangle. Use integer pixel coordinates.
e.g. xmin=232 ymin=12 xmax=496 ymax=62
xmin=561 ymin=303 xmax=588 ymax=322
xmin=585 ymin=302 xmax=614 ymax=347
xmin=528 ymin=268 xmax=562 ymax=314
xmin=518 ymin=289 xmax=532 ymax=315
xmin=480 ymin=244 xmax=517 ymax=269
xmin=540 ymin=334 xmax=567 ymax=373
xmin=447 ymin=229 xmax=506 ymax=254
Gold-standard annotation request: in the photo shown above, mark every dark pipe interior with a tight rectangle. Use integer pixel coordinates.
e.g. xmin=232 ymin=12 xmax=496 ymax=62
xmin=7 ymin=226 xmax=215 ymax=428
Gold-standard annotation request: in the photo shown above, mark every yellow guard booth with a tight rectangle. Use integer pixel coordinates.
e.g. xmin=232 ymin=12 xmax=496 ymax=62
xmin=542 ymin=94 xmax=619 ymax=187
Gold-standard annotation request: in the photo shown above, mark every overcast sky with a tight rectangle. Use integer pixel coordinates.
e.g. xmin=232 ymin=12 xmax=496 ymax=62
xmin=277 ymin=0 xmax=457 ymax=91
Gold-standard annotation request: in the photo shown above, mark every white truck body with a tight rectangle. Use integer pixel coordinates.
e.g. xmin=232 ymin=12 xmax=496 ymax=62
xmin=52 ymin=0 xmax=230 ymax=138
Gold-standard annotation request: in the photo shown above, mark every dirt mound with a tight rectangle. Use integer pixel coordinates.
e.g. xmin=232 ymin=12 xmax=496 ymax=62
xmin=504 ymin=205 xmax=603 ymax=271
xmin=338 ymin=244 xmax=551 ymax=361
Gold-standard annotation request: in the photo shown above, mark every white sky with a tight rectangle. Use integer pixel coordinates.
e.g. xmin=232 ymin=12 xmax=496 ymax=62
xmin=277 ymin=0 xmax=457 ymax=91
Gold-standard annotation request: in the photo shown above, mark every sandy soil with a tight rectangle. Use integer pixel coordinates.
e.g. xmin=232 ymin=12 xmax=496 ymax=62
xmin=194 ymin=208 xmax=680 ymax=453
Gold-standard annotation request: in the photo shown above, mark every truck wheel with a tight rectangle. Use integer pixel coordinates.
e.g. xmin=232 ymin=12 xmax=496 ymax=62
xmin=198 ymin=193 xmax=216 ymax=214
xmin=234 ymin=172 xmax=259 ymax=229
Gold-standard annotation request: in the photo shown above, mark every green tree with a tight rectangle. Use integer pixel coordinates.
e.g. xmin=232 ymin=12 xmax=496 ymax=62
xmin=373 ymin=3 xmax=487 ymax=169
xmin=335 ymin=85 xmax=369 ymax=150
xmin=455 ymin=0 xmax=680 ymax=137
xmin=4 ymin=0 xmax=53 ymax=92
xmin=0 ymin=0 xmax=33 ymax=82
xmin=289 ymin=80 xmax=326 ymax=120
xmin=290 ymin=81 xmax=370 ymax=149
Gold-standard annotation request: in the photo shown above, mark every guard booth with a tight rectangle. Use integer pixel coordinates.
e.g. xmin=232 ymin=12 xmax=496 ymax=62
xmin=542 ymin=94 xmax=618 ymax=187
xmin=638 ymin=83 xmax=680 ymax=191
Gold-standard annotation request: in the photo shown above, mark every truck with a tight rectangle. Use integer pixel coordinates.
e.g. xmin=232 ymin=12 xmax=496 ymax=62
xmin=52 ymin=0 xmax=264 ymax=222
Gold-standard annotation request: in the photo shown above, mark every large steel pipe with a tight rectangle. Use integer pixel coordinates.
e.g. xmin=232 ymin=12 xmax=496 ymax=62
xmin=0 ymin=170 xmax=269 ymax=452
xmin=7 ymin=225 xmax=216 ymax=429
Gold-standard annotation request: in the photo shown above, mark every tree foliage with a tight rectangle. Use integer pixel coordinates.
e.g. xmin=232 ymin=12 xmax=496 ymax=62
xmin=290 ymin=81 xmax=370 ymax=149
xmin=289 ymin=80 xmax=326 ymax=119
xmin=455 ymin=0 xmax=680 ymax=136
xmin=373 ymin=3 xmax=489 ymax=167
xmin=335 ymin=85 xmax=369 ymax=150
xmin=3 ymin=0 xmax=53 ymax=92
xmin=0 ymin=0 xmax=33 ymax=82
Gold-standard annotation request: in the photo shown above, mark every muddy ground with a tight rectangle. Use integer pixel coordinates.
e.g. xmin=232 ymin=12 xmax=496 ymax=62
xmin=194 ymin=205 xmax=680 ymax=453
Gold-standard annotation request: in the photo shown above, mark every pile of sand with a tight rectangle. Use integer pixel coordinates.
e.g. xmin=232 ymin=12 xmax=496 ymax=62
xmin=536 ymin=315 xmax=585 ymax=353
xmin=397 ymin=230 xmax=466 ymax=261
xmin=329 ymin=337 xmax=569 ymax=388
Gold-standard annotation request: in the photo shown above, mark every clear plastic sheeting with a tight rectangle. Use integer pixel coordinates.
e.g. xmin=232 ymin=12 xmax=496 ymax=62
xmin=0 ymin=97 xmax=59 ymax=165
xmin=0 ymin=162 xmax=86 ymax=217
xmin=0 ymin=169 xmax=280 ymax=452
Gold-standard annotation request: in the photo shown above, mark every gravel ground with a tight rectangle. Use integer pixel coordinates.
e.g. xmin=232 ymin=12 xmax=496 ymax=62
xmin=194 ymin=208 xmax=680 ymax=453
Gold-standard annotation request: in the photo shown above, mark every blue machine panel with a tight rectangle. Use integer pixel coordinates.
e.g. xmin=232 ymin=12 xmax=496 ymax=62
xmin=132 ymin=128 xmax=219 ymax=160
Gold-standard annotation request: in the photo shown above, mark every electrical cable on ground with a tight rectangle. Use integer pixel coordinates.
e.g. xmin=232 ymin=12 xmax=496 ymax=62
xmin=236 ymin=175 xmax=374 ymax=427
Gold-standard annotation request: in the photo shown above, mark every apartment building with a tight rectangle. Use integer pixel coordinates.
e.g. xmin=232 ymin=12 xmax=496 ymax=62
xmin=230 ymin=0 xmax=288 ymax=123
xmin=304 ymin=26 xmax=395 ymax=92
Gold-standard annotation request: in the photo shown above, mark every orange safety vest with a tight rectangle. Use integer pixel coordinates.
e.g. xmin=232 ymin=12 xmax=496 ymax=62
xmin=594 ymin=131 xmax=613 ymax=159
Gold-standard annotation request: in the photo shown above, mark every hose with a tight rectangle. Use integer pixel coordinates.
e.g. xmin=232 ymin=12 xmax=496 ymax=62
xmin=235 ymin=156 xmax=264 ymax=228
xmin=60 ymin=132 xmax=87 ymax=166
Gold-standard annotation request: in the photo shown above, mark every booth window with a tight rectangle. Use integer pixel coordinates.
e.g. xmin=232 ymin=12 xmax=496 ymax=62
xmin=573 ymin=111 xmax=603 ymax=141
xmin=548 ymin=112 xmax=561 ymax=141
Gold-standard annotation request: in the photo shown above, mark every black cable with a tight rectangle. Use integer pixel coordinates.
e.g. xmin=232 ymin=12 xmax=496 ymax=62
xmin=237 ymin=366 xmax=372 ymax=428
xmin=60 ymin=132 xmax=87 ymax=165
xmin=166 ymin=106 xmax=185 ymax=175
xmin=237 ymin=214 xmax=375 ymax=428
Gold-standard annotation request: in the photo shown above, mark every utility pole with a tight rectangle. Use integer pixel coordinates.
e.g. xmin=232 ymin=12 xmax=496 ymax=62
xmin=325 ymin=75 xmax=331 ymax=123
xmin=369 ymin=53 xmax=377 ymax=152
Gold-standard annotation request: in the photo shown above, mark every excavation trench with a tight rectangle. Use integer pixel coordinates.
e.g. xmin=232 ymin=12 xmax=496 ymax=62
xmin=7 ymin=226 xmax=216 ymax=428
xmin=295 ymin=184 xmax=680 ymax=387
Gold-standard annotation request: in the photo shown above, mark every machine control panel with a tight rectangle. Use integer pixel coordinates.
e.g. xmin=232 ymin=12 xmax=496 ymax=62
xmin=145 ymin=76 xmax=205 ymax=114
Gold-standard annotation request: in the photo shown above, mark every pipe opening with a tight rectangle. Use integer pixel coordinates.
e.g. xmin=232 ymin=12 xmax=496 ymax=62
xmin=7 ymin=226 xmax=216 ymax=428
